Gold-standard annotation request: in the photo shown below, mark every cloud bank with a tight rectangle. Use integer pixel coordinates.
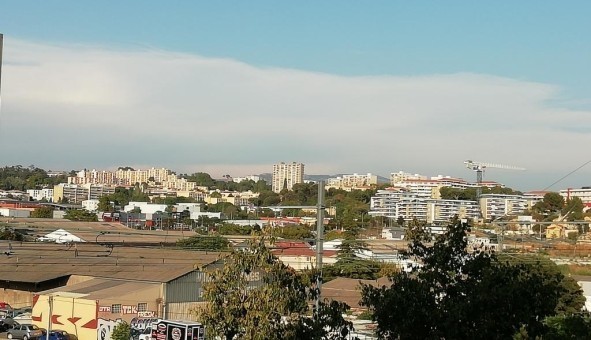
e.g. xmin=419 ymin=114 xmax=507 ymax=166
xmin=1 ymin=39 xmax=590 ymax=191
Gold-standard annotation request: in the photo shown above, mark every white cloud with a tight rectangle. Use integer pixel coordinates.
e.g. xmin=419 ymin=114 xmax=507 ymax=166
xmin=1 ymin=38 xmax=590 ymax=191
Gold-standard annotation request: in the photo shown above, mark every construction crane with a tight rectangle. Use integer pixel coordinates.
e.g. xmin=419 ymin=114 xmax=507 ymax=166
xmin=464 ymin=160 xmax=526 ymax=198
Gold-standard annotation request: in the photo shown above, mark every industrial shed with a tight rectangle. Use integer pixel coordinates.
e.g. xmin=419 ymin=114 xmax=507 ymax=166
xmin=0 ymin=240 xmax=224 ymax=314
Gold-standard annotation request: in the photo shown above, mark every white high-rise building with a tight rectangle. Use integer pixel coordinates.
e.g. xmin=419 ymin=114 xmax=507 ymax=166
xmin=272 ymin=162 xmax=304 ymax=193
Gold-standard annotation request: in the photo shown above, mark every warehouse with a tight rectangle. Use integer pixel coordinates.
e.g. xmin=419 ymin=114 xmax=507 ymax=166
xmin=0 ymin=241 xmax=224 ymax=329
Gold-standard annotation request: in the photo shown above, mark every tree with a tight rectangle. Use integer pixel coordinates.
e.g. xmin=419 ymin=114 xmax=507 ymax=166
xmin=198 ymin=238 xmax=354 ymax=340
xmin=0 ymin=227 xmax=25 ymax=241
xmin=110 ymin=321 xmax=131 ymax=340
xmin=97 ymin=196 xmax=113 ymax=212
xmin=563 ymin=197 xmax=584 ymax=221
xmin=63 ymin=209 xmax=99 ymax=222
xmin=324 ymin=236 xmax=381 ymax=281
xmin=30 ymin=206 xmax=54 ymax=218
xmin=360 ymin=219 xmax=584 ymax=339
xmin=272 ymin=225 xmax=313 ymax=240
xmin=177 ymin=235 xmax=230 ymax=251
xmin=185 ymin=172 xmax=216 ymax=187
xmin=542 ymin=313 xmax=591 ymax=339
xmin=533 ymin=192 xmax=565 ymax=215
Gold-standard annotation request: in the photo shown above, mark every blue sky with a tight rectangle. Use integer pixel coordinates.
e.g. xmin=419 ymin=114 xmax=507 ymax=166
xmin=0 ymin=1 xmax=590 ymax=191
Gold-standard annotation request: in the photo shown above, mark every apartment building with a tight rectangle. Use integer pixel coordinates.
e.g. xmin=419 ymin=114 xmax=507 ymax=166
xmin=68 ymin=169 xmax=117 ymax=185
xmin=162 ymin=176 xmax=197 ymax=191
xmin=232 ymin=175 xmax=261 ymax=183
xmin=272 ymin=162 xmax=304 ymax=193
xmin=326 ymin=173 xmax=377 ymax=191
xmin=479 ymin=194 xmax=528 ymax=221
xmin=390 ymin=171 xmax=502 ymax=195
xmin=205 ymin=190 xmax=260 ymax=206
xmin=26 ymin=188 xmax=54 ymax=202
xmin=560 ymin=187 xmax=591 ymax=208
xmin=53 ymin=183 xmax=116 ymax=204
xmin=66 ymin=167 xmax=201 ymax=192
xmin=369 ymin=189 xmax=480 ymax=223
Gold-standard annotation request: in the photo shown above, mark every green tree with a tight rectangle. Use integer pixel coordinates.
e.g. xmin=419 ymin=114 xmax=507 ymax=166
xmin=500 ymin=254 xmax=585 ymax=315
xmin=185 ymin=172 xmax=216 ymax=187
xmin=273 ymin=225 xmax=313 ymax=240
xmin=177 ymin=235 xmax=230 ymax=251
xmin=324 ymin=235 xmax=381 ymax=281
xmin=541 ymin=313 xmax=591 ymax=339
xmin=360 ymin=219 xmax=584 ymax=339
xmin=198 ymin=238 xmax=354 ymax=340
xmin=533 ymin=192 xmax=565 ymax=215
xmin=0 ymin=227 xmax=25 ymax=241
xmin=97 ymin=196 xmax=113 ymax=212
xmin=563 ymin=197 xmax=584 ymax=221
xmin=110 ymin=321 xmax=131 ymax=340
xmin=63 ymin=209 xmax=99 ymax=222
xmin=30 ymin=206 xmax=54 ymax=218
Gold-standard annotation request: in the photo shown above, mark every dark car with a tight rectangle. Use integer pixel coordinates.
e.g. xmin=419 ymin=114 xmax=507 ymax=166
xmin=47 ymin=329 xmax=75 ymax=340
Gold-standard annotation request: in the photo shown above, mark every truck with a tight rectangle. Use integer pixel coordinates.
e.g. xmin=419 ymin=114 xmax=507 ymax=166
xmin=150 ymin=319 xmax=205 ymax=340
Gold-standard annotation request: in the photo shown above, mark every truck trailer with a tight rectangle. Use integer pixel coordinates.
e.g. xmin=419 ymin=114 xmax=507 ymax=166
xmin=150 ymin=319 xmax=205 ymax=340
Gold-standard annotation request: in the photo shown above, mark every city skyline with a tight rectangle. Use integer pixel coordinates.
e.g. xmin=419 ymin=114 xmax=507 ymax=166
xmin=0 ymin=2 xmax=589 ymax=192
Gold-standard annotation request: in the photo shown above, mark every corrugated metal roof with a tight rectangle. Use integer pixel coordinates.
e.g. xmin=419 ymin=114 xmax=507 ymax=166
xmin=0 ymin=241 xmax=224 ymax=283
xmin=39 ymin=278 xmax=159 ymax=300
xmin=322 ymin=277 xmax=391 ymax=309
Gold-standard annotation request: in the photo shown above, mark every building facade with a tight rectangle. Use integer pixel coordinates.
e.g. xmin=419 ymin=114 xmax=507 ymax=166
xmin=479 ymin=194 xmax=528 ymax=221
xmin=272 ymin=162 xmax=304 ymax=193
xmin=369 ymin=189 xmax=480 ymax=223
xmin=326 ymin=173 xmax=378 ymax=191
xmin=26 ymin=188 xmax=54 ymax=202
xmin=560 ymin=187 xmax=591 ymax=208
xmin=53 ymin=183 xmax=116 ymax=204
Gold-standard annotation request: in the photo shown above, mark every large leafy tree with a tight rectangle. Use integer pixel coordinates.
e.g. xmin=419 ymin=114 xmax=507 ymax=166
xmin=533 ymin=192 xmax=565 ymax=215
xmin=63 ymin=209 xmax=99 ymax=222
xmin=110 ymin=321 xmax=131 ymax=340
xmin=97 ymin=196 xmax=113 ymax=212
xmin=177 ymin=235 xmax=230 ymax=251
xmin=324 ymin=229 xmax=381 ymax=281
xmin=198 ymin=238 xmax=354 ymax=340
xmin=360 ymin=219 xmax=584 ymax=339
xmin=30 ymin=206 xmax=54 ymax=218
xmin=563 ymin=197 xmax=584 ymax=221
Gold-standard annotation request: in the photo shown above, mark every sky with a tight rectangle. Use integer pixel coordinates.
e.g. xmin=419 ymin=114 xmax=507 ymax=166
xmin=0 ymin=1 xmax=590 ymax=192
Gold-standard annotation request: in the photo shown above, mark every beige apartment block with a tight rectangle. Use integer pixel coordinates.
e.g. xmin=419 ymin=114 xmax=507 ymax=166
xmin=272 ymin=162 xmax=304 ymax=193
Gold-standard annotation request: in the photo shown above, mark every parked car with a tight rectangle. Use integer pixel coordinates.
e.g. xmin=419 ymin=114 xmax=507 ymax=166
xmin=47 ymin=329 xmax=75 ymax=340
xmin=12 ymin=313 xmax=32 ymax=325
xmin=12 ymin=307 xmax=32 ymax=317
xmin=7 ymin=323 xmax=44 ymax=339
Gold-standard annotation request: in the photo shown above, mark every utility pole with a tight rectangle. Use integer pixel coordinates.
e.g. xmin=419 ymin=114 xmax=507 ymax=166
xmin=46 ymin=295 xmax=53 ymax=340
xmin=315 ymin=180 xmax=325 ymax=315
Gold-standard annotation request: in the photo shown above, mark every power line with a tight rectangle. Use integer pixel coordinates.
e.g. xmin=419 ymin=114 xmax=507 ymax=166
xmin=543 ymin=159 xmax=591 ymax=191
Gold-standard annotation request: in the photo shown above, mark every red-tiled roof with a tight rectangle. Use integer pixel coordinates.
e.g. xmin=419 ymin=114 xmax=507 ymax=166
xmin=274 ymin=241 xmax=309 ymax=249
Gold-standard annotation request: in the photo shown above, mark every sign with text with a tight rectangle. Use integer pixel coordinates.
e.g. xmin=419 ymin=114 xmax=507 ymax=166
xmin=122 ymin=305 xmax=138 ymax=314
